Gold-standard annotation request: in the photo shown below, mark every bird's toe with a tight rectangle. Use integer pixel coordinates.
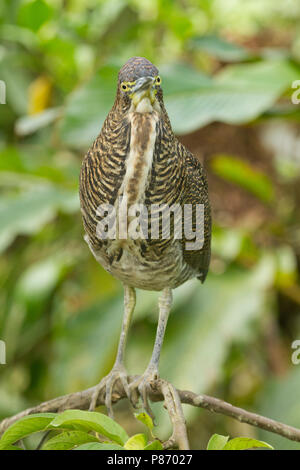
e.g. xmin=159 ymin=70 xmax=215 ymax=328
xmin=89 ymin=364 xmax=131 ymax=418
xmin=129 ymin=366 xmax=159 ymax=420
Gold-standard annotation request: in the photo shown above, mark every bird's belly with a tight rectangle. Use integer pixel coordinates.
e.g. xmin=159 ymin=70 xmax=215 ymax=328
xmin=84 ymin=236 xmax=196 ymax=291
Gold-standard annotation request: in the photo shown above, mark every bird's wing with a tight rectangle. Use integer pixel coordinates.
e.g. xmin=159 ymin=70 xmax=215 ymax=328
xmin=79 ymin=113 xmax=131 ymax=251
xmin=179 ymin=142 xmax=211 ymax=282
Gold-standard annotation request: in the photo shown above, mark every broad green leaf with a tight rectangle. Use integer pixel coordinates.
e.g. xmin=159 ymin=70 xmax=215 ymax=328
xmin=0 ymin=413 xmax=57 ymax=450
xmin=134 ymin=412 xmax=154 ymax=431
xmin=74 ymin=442 xmax=124 ymax=450
xmin=49 ymin=296 xmax=125 ymax=393
xmin=15 ymin=108 xmax=62 ymax=136
xmin=2 ymin=445 xmax=24 ymax=450
xmin=161 ymin=63 xmax=212 ymax=95
xmin=191 ymin=35 xmax=251 ymax=62
xmin=124 ymin=433 xmax=148 ymax=450
xmin=211 ymin=154 xmax=275 ymax=203
xmin=59 ymin=60 xmax=300 ymax=148
xmin=144 ymin=440 xmax=164 ymax=450
xmin=0 ymin=24 xmax=38 ymax=51
xmin=0 ymin=56 xmax=31 ymax=114
xmin=59 ymin=65 xmax=119 ymax=148
xmin=16 ymin=255 xmax=74 ymax=303
xmin=165 ymin=60 xmax=300 ymax=134
xmin=18 ymin=0 xmax=53 ymax=32
xmin=50 ymin=410 xmax=128 ymax=446
xmin=258 ymin=367 xmax=300 ymax=450
xmin=223 ymin=438 xmax=273 ymax=450
xmin=211 ymin=227 xmax=245 ymax=262
xmin=0 ymin=147 xmax=25 ymax=172
xmin=0 ymin=187 xmax=79 ymax=253
xmin=217 ymin=60 xmax=297 ymax=92
xmin=207 ymin=434 xmax=229 ymax=450
xmin=42 ymin=430 xmax=99 ymax=450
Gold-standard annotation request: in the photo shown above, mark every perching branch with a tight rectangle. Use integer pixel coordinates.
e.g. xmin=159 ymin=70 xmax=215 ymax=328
xmin=1 ymin=376 xmax=300 ymax=448
xmin=160 ymin=380 xmax=190 ymax=450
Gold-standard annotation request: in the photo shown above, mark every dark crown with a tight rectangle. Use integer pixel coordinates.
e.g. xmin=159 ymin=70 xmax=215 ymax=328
xmin=118 ymin=57 xmax=159 ymax=83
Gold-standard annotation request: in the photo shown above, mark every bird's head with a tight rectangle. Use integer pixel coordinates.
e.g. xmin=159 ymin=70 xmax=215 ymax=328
xmin=117 ymin=57 xmax=162 ymax=113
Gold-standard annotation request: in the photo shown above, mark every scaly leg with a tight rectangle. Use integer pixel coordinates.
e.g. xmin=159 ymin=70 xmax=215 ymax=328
xmin=89 ymin=285 xmax=136 ymax=417
xmin=130 ymin=287 xmax=172 ymax=418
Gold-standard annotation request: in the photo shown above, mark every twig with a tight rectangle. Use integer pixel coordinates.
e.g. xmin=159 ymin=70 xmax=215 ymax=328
xmin=160 ymin=380 xmax=190 ymax=450
xmin=1 ymin=376 xmax=300 ymax=447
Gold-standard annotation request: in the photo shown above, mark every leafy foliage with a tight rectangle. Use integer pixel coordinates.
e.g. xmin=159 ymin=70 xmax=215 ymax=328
xmin=211 ymin=154 xmax=275 ymax=203
xmin=206 ymin=434 xmax=273 ymax=451
xmin=59 ymin=60 xmax=300 ymax=147
xmin=0 ymin=411 xmax=272 ymax=450
xmin=0 ymin=410 xmax=162 ymax=450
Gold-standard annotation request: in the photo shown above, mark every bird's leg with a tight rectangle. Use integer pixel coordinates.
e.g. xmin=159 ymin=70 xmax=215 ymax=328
xmin=89 ymin=285 xmax=136 ymax=417
xmin=130 ymin=288 xmax=172 ymax=418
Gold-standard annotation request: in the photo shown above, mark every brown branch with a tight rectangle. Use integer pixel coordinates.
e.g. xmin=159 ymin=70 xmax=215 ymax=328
xmin=160 ymin=380 xmax=190 ymax=450
xmin=1 ymin=376 xmax=300 ymax=447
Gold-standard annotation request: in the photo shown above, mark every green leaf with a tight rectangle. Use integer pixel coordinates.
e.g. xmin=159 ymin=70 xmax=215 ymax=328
xmin=211 ymin=154 xmax=275 ymax=203
xmin=74 ymin=442 xmax=124 ymax=450
xmin=161 ymin=63 xmax=212 ymax=95
xmin=0 ymin=56 xmax=31 ymax=114
xmin=16 ymin=255 xmax=74 ymax=304
xmin=50 ymin=410 xmax=128 ymax=446
xmin=0 ymin=413 xmax=57 ymax=450
xmin=42 ymin=430 xmax=99 ymax=450
xmin=0 ymin=147 xmax=25 ymax=172
xmin=164 ymin=60 xmax=300 ymax=134
xmin=134 ymin=412 xmax=154 ymax=431
xmin=223 ymin=438 xmax=273 ymax=450
xmin=0 ymin=187 xmax=79 ymax=253
xmin=144 ymin=440 xmax=164 ymax=450
xmin=59 ymin=65 xmax=119 ymax=148
xmin=15 ymin=108 xmax=62 ymax=136
xmin=191 ymin=35 xmax=251 ymax=62
xmin=257 ymin=367 xmax=300 ymax=450
xmin=2 ymin=445 xmax=24 ymax=450
xmin=18 ymin=0 xmax=53 ymax=32
xmin=49 ymin=296 xmax=125 ymax=394
xmin=207 ymin=434 xmax=229 ymax=450
xmin=124 ymin=433 xmax=148 ymax=450
xmin=59 ymin=60 xmax=300 ymax=148
xmin=217 ymin=59 xmax=297 ymax=92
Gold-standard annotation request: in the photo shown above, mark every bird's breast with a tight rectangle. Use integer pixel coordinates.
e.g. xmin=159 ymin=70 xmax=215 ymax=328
xmin=120 ymin=111 xmax=159 ymax=206
xmin=116 ymin=111 xmax=158 ymax=240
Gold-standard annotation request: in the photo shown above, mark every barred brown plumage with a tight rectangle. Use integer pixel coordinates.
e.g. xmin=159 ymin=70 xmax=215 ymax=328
xmin=79 ymin=57 xmax=211 ymax=418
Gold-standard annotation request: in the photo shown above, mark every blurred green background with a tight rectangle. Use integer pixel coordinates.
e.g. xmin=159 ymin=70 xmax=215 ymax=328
xmin=1 ymin=0 xmax=300 ymax=450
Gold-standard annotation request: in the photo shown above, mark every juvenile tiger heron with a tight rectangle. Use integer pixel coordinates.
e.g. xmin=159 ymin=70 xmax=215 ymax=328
xmin=79 ymin=57 xmax=211 ymax=417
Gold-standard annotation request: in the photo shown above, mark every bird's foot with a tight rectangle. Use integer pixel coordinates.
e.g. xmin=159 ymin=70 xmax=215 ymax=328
xmin=129 ymin=365 xmax=159 ymax=420
xmin=89 ymin=363 xmax=131 ymax=418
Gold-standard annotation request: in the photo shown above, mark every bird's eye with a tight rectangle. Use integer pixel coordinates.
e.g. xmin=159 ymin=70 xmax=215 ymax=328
xmin=156 ymin=76 xmax=161 ymax=85
xmin=121 ymin=83 xmax=128 ymax=91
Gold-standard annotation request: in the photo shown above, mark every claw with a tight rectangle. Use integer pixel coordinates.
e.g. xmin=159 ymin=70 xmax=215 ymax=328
xmin=89 ymin=364 xmax=131 ymax=418
xmin=129 ymin=366 xmax=159 ymax=420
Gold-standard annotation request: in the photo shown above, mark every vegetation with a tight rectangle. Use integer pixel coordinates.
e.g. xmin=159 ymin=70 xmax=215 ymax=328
xmin=0 ymin=409 xmax=272 ymax=450
xmin=0 ymin=0 xmax=300 ymax=449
